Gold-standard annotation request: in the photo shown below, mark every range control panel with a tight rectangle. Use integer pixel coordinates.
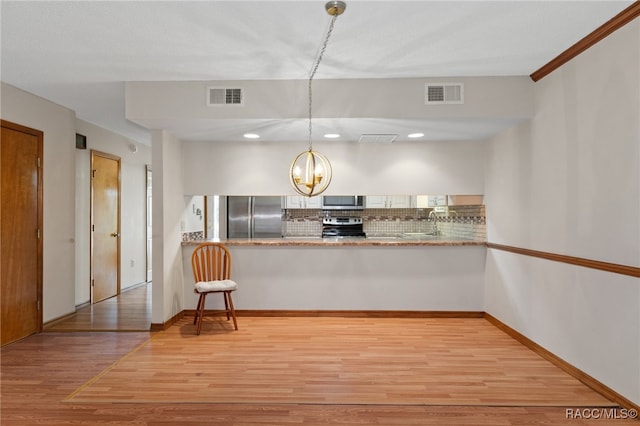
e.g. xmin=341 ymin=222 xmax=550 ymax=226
xmin=322 ymin=217 xmax=363 ymax=226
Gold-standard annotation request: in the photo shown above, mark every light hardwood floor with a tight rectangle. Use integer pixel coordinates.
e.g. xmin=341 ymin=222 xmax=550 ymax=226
xmin=2 ymin=296 xmax=637 ymax=425
xmin=44 ymin=282 xmax=152 ymax=332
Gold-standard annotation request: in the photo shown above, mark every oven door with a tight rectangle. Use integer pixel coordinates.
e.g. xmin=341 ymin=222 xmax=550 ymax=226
xmin=321 ymin=195 xmax=364 ymax=210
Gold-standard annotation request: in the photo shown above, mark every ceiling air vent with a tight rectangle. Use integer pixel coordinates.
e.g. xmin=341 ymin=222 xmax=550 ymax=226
xmin=425 ymin=83 xmax=464 ymax=104
xmin=359 ymin=134 xmax=397 ymax=144
xmin=207 ymin=87 xmax=243 ymax=106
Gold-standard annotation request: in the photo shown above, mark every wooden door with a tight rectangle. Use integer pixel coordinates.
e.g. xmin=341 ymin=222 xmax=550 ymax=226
xmin=91 ymin=151 xmax=120 ymax=303
xmin=1 ymin=120 xmax=43 ymax=346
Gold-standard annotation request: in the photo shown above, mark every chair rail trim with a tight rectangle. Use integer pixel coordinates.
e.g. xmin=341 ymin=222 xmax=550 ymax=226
xmin=486 ymin=242 xmax=640 ymax=278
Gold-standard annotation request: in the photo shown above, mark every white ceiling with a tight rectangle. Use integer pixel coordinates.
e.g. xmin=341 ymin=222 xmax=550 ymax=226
xmin=1 ymin=1 xmax=634 ymax=145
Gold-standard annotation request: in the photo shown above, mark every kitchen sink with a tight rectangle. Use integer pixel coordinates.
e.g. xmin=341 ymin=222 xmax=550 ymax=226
xmin=400 ymin=232 xmax=439 ymax=240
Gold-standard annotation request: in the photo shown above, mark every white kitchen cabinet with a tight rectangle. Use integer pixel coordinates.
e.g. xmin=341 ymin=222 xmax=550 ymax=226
xmin=305 ymin=196 xmax=322 ymax=209
xmin=285 ymin=196 xmax=303 ymax=208
xmin=427 ymin=195 xmax=447 ymax=207
xmin=416 ymin=195 xmax=430 ymax=208
xmin=388 ymin=195 xmax=413 ymax=208
xmin=365 ymin=195 xmax=414 ymax=208
xmin=285 ymin=195 xmax=322 ymax=209
xmin=365 ymin=196 xmax=387 ymax=208
xmin=447 ymin=195 xmax=483 ymax=205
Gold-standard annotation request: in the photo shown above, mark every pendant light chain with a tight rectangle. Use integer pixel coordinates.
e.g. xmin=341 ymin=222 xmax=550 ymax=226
xmin=308 ymin=14 xmax=338 ymax=151
xmin=289 ymin=2 xmax=344 ymax=197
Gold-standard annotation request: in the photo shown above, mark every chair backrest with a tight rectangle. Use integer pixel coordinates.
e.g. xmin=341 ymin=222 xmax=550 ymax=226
xmin=191 ymin=243 xmax=232 ymax=283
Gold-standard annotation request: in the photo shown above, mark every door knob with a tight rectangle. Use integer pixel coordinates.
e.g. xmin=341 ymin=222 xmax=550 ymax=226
xmin=111 ymin=232 xmax=119 ymax=237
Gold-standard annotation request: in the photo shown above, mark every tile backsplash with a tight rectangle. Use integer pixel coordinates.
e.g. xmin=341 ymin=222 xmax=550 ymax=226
xmin=282 ymin=209 xmax=323 ymax=237
xmin=283 ymin=205 xmax=486 ymax=241
xmin=182 ymin=231 xmax=204 ymax=241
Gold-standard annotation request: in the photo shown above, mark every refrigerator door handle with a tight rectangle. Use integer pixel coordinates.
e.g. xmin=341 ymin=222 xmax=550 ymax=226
xmin=248 ymin=196 xmax=253 ymax=238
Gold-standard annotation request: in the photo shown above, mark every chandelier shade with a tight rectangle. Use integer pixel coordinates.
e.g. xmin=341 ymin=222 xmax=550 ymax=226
xmin=289 ymin=149 xmax=333 ymax=197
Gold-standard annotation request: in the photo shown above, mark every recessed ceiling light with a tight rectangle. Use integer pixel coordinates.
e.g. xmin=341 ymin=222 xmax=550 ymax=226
xmin=243 ymin=133 xmax=260 ymax=139
xmin=324 ymin=133 xmax=340 ymax=139
xmin=408 ymin=133 xmax=425 ymax=138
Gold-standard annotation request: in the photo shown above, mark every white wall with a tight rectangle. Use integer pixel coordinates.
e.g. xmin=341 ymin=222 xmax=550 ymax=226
xmin=151 ymin=130 xmax=185 ymax=324
xmin=0 ymin=83 xmax=76 ymax=322
xmin=126 ymin=77 xmax=533 ymax=129
xmin=182 ymin=195 xmax=205 ymax=233
xmin=74 ymin=120 xmax=151 ymax=305
xmin=484 ymin=21 xmax=640 ymax=405
xmin=485 ymin=250 xmax=638 ymax=403
xmin=181 ymin=139 xmax=486 ymax=196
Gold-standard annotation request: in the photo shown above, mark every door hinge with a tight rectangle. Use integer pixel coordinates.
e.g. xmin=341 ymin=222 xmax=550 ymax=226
xmin=37 ymin=300 xmax=40 ymax=310
xmin=36 ymin=229 xmax=40 ymax=239
xmin=91 ymin=279 xmax=95 ymax=287
xmin=92 ymin=169 xmax=96 ymax=178
xmin=92 ymin=224 xmax=95 ymax=232
xmin=37 ymin=157 xmax=41 ymax=168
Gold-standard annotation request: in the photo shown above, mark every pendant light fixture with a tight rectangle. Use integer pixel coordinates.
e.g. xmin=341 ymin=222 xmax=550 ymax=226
xmin=289 ymin=1 xmax=346 ymax=197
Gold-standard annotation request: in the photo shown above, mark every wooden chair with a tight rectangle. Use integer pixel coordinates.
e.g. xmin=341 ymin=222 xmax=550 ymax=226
xmin=191 ymin=242 xmax=238 ymax=335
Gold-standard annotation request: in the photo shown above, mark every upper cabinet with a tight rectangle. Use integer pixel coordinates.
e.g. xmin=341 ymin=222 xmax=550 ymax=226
xmin=365 ymin=195 xmax=386 ymax=208
xmin=284 ymin=196 xmax=302 ymax=208
xmin=366 ymin=195 xmax=414 ymax=208
xmin=416 ymin=194 xmax=484 ymax=207
xmin=416 ymin=195 xmax=447 ymax=207
xmin=285 ymin=196 xmax=322 ymax=209
xmin=283 ymin=194 xmax=483 ymax=209
xmin=429 ymin=195 xmax=447 ymax=207
xmin=448 ymin=195 xmax=484 ymax=205
xmin=305 ymin=196 xmax=322 ymax=209
xmin=388 ymin=195 xmax=413 ymax=208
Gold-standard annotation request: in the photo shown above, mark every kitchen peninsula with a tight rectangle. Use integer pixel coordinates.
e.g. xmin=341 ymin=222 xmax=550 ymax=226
xmin=180 ymin=195 xmax=486 ymax=314
xmin=181 ymin=237 xmax=485 ymax=313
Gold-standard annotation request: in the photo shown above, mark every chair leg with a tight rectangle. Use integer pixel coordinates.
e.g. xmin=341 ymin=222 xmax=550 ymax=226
xmin=226 ymin=291 xmax=238 ymax=330
xmin=196 ymin=293 xmax=207 ymax=335
xmin=194 ymin=294 xmax=203 ymax=325
xmin=223 ymin=292 xmax=230 ymax=320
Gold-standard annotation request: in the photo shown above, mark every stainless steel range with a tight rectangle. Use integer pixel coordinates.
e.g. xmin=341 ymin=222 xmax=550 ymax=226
xmin=321 ymin=217 xmax=366 ymax=238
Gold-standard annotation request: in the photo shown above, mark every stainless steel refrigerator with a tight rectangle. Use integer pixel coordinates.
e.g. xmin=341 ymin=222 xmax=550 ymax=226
xmin=227 ymin=196 xmax=283 ymax=239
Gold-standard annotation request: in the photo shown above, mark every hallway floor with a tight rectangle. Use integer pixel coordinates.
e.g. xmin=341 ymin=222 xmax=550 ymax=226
xmin=44 ymin=282 xmax=151 ymax=332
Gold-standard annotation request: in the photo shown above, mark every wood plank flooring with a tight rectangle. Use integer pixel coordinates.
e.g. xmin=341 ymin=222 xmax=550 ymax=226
xmin=3 ymin=316 xmax=636 ymax=424
xmin=44 ymin=282 xmax=152 ymax=331
xmin=3 ymin=288 xmax=636 ymax=424
xmin=67 ymin=316 xmax=616 ymax=407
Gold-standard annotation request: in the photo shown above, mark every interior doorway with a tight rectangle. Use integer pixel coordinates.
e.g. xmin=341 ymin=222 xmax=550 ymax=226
xmin=1 ymin=120 xmax=43 ymax=346
xmin=90 ymin=150 xmax=121 ymax=303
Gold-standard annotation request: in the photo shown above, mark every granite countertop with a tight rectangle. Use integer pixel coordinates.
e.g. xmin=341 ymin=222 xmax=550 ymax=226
xmin=183 ymin=236 xmax=485 ymax=247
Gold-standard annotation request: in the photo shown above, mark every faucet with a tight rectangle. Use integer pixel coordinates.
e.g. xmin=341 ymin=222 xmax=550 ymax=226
xmin=428 ymin=210 xmax=440 ymax=236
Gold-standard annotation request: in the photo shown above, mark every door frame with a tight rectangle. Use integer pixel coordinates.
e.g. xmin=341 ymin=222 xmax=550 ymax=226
xmin=0 ymin=119 xmax=43 ymax=342
xmin=145 ymin=164 xmax=152 ymax=283
xmin=90 ymin=150 xmax=121 ymax=303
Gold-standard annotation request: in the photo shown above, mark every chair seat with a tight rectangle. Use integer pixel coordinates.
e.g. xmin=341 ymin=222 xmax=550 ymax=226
xmin=195 ymin=279 xmax=238 ymax=293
